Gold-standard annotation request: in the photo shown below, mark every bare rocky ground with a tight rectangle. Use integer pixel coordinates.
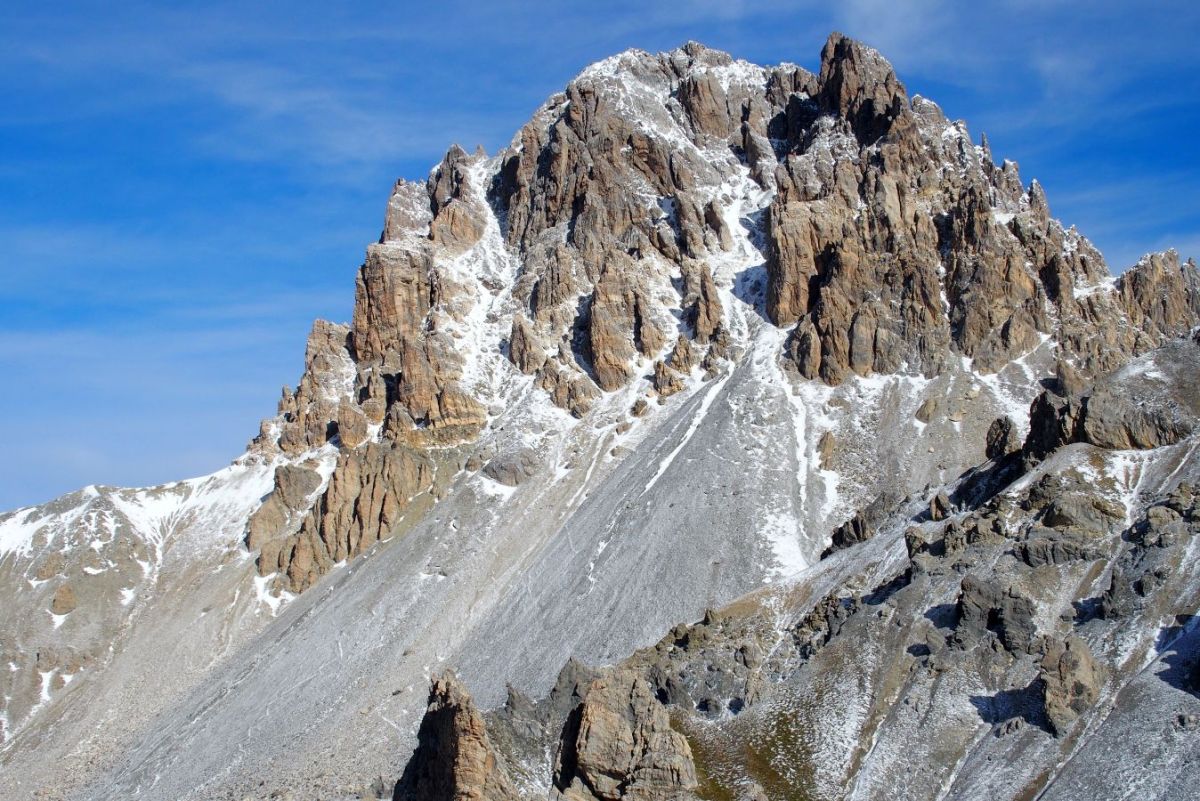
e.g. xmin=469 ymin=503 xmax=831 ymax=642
xmin=1 ymin=32 xmax=1198 ymax=801
xmin=415 ymin=331 xmax=1200 ymax=801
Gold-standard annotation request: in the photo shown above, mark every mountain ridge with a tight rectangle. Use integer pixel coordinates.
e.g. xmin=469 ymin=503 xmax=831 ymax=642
xmin=0 ymin=31 xmax=1198 ymax=801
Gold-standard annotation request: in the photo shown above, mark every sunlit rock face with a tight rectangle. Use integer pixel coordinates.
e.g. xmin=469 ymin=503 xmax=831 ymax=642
xmin=2 ymin=31 xmax=1199 ymax=801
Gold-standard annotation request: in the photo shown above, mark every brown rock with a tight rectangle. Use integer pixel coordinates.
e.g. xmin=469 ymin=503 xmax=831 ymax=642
xmin=817 ymin=32 xmax=908 ymax=144
xmin=395 ymin=673 xmax=519 ymax=801
xmin=817 ymin=431 xmax=836 ymax=470
xmin=554 ymin=669 xmax=698 ymax=801
xmin=1116 ymin=251 xmax=1200 ymax=344
xmin=538 ymin=363 xmax=600 ymax=418
xmin=688 ymin=263 xmax=722 ymax=344
xmin=652 ymin=361 xmax=685 ymax=398
xmin=245 ymin=464 xmax=322 ymax=554
xmin=587 ymin=259 xmax=665 ymax=391
xmin=50 ymin=583 xmax=77 ymax=615
xmin=929 ymin=492 xmax=951 ymax=522
xmin=667 ymin=336 xmax=697 ymax=373
xmin=337 ymin=401 xmax=370 ymax=449
xmin=427 ymin=145 xmax=485 ymax=253
xmin=258 ymin=442 xmax=434 ymax=594
xmin=1039 ymin=635 xmax=1103 ymax=737
xmin=508 ymin=314 xmax=546 ymax=375
xmin=381 ymin=180 xmax=433 ymax=242
xmin=915 ymin=397 xmax=939 ymax=424
xmin=261 ymin=321 xmax=354 ymax=456
xmin=34 ymin=552 xmax=65 ymax=582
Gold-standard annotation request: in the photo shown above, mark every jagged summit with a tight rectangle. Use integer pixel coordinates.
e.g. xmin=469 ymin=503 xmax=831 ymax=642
xmin=1 ymin=33 xmax=1198 ymax=801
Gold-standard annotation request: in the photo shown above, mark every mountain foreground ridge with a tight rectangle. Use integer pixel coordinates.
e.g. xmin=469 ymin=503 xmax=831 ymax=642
xmin=1 ymin=32 xmax=1199 ymax=801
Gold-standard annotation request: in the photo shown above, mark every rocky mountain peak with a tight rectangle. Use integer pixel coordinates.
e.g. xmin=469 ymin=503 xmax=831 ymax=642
xmin=4 ymin=33 xmax=1199 ymax=801
xmin=817 ymin=31 xmax=908 ymax=144
xmin=234 ymin=32 xmax=1200 ymax=597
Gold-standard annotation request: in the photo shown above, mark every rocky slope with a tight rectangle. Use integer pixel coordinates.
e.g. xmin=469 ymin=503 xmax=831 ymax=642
xmin=408 ymin=329 xmax=1200 ymax=801
xmin=0 ymin=32 xmax=1197 ymax=801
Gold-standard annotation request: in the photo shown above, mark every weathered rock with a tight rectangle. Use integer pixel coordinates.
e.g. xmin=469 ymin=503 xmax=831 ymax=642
xmin=427 ymin=145 xmax=486 ymax=254
xmin=482 ymin=448 xmax=542 ymax=487
xmin=1115 ymin=251 xmax=1200 ymax=344
xmin=553 ymin=669 xmax=698 ymax=801
xmin=667 ymin=336 xmax=697 ymax=373
xmin=1042 ymin=495 xmax=1122 ymax=533
xmin=538 ymin=363 xmax=600 ymax=418
xmin=337 ymin=400 xmax=370 ymax=449
xmin=1039 ymin=636 xmax=1103 ymax=737
xmin=50 ymin=583 xmax=77 ymax=615
xmin=1080 ymin=384 xmax=1192 ymax=450
xmin=822 ymin=490 xmax=901 ymax=557
xmin=508 ymin=315 xmax=546 ymax=375
xmin=395 ymin=673 xmax=519 ymax=801
xmin=817 ymin=431 xmax=836 ymax=470
xmin=985 ymin=416 xmax=1021 ymax=460
xmin=382 ymin=179 xmax=434 ymax=241
xmin=954 ymin=575 xmax=1037 ymax=654
xmin=245 ymin=464 xmax=322 ymax=554
xmin=915 ymin=397 xmax=939 ymax=424
xmin=688 ymin=263 xmax=722 ymax=344
xmin=652 ymin=361 xmax=686 ymax=399
xmin=817 ymin=32 xmax=908 ymax=144
xmin=351 ymin=243 xmax=488 ymax=448
xmin=1016 ymin=537 xmax=1102 ymax=568
xmin=256 ymin=443 xmax=434 ymax=593
xmin=929 ymin=492 xmax=951 ymax=522
xmin=259 ymin=321 xmax=354 ymax=456
xmin=587 ymin=259 xmax=666 ymax=391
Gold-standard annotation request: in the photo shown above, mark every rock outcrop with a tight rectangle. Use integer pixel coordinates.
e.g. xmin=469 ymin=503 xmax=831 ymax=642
xmin=1024 ymin=334 xmax=1200 ymax=461
xmin=953 ymin=575 xmax=1038 ymax=654
xmin=1039 ymin=636 xmax=1103 ymax=737
xmin=395 ymin=673 xmax=519 ymax=801
xmin=554 ymin=670 xmax=698 ymax=801
xmin=255 ymin=443 xmax=434 ymax=593
xmin=986 ymin=416 xmax=1022 ymax=460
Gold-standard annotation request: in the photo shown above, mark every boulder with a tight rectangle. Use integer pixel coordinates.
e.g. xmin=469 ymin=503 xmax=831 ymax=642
xmin=483 ymin=448 xmax=542 ymax=487
xmin=50 ymin=583 xmax=77 ymax=615
xmin=985 ymin=416 xmax=1021 ymax=460
xmin=1039 ymin=636 xmax=1103 ymax=737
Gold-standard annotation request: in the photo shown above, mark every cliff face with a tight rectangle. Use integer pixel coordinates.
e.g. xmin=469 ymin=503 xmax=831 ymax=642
xmin=1 ymin=31 xmax=1198 ymax=801
xmin=238 ymin=32 xmax=1199 ymax=596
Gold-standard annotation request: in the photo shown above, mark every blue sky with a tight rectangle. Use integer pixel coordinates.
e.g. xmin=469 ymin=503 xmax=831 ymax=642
xmin=1 ymin=1 xmax=1197 ymax=508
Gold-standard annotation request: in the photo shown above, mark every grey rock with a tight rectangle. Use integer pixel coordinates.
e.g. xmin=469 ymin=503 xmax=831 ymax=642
xmin=986 ymin=416 xmax=1022 ymax=460
xmin=1040 ymin=636 xmax=1103 ymax=737
xmin=954 ymin=575 xmax=1038 ymax=654
xmin=482 ymin=448 xmax=542 ymax=487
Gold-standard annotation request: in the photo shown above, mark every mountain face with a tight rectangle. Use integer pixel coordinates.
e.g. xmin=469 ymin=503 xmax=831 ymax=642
xmin=1 ymin=32 xmax=1198 ymax=801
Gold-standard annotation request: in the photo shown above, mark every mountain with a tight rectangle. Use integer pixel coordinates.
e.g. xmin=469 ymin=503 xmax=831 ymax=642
xmin=2 ymin=32 xmax=1198 ymax=801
